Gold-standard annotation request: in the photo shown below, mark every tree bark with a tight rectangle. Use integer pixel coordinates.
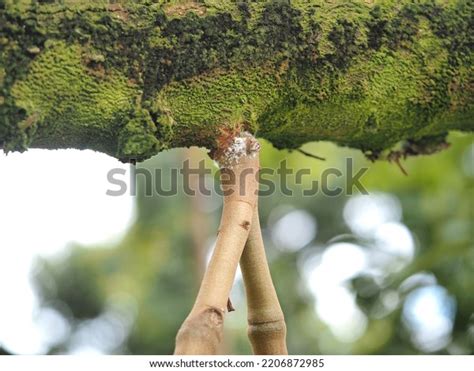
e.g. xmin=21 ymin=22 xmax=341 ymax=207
xmin=240 ymin=206 xmax=288 ymax=354
xmin=1 ymin=1 xmax=472 ymax=161
xmin=175 ymin=132 xmax=260 ymax=354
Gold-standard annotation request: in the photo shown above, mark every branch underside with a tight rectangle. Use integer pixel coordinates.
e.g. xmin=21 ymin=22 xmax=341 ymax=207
xmin=1 ymin=1 xmax=472 ymax=161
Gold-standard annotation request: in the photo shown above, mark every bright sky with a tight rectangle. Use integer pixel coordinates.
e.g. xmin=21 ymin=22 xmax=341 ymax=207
xmin=0 ymin=149 xmax=134 ymax=354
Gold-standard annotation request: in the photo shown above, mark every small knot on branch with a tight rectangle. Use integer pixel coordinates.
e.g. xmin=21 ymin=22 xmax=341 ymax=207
xmin=174 ymin=307 xmax=225 ymax=355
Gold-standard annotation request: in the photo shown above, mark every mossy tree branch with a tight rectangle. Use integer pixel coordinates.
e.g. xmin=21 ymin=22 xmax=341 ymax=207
xmin=0 ymin=0 xmax=472 ymax=161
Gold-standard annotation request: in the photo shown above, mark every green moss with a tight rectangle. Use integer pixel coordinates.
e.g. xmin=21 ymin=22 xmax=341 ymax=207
xmin=158 ymin=40 xmax=468 ymax=153
xmin=10 ymin=41 xmax=139 ymax=155
xmin=0 ymin=0 xmax=472 ymax=161
xmin=117 ymin=108 xmax=161 ymax=161
xmin=154 ymin=66 xmax=283 ymax=148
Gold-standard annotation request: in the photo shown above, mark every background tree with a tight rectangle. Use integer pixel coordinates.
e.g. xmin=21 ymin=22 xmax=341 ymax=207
xmin=28 ymin=134 xmax=473 ymax=354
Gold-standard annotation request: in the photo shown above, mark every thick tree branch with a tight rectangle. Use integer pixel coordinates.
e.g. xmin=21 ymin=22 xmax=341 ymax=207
xmin=1 ymin=1 xmax=472 ymax=161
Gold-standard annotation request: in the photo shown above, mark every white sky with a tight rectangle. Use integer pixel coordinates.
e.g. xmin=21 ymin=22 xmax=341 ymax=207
xmin=0 ymin=149 xmax=134 ymax=354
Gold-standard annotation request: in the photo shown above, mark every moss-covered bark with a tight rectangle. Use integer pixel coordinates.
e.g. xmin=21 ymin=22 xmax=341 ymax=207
xmin=0 ymin=0 xmax=472 ymax=161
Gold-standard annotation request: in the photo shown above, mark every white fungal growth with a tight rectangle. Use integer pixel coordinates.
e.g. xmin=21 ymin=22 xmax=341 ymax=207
xmin=217 ymin=131 xmax=260 ymax=168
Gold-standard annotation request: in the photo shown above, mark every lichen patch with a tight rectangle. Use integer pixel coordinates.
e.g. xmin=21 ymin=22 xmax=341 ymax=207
xmin=214 ymin=131 xmax=260 ymax=169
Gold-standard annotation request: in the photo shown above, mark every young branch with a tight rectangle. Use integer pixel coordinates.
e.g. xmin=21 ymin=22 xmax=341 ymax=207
xmin=174 ymin=132 xmax=260 ymax=355
xmin=240 ymin=206 xmax=288 ymax=355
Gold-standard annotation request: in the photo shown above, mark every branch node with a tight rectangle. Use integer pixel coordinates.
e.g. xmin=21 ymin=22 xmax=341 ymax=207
xmin=240 ymin=220 xmax=251 ymax=230
xmin=174 ymin=307 xmax=225 ymax=355
xmin=213 ymin=131 xmax=260 ymax=168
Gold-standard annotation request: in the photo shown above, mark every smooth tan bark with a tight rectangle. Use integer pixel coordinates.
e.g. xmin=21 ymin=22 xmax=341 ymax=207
xmin=175 ymin=134 xmax=260 ymax=355
xmin=240 ymin=207 xmax=288 ymax=355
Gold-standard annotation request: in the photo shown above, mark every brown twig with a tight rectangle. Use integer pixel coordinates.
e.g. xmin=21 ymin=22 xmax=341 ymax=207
xmin=297 ymin=149 xmax=326 ymax=161
xmin=387 ymin=151 xmax=408 ymax=176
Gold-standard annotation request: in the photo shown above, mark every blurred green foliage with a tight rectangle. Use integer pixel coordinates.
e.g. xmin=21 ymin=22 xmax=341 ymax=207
xmin=33 ymin=133 xmax=473 ymax=355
